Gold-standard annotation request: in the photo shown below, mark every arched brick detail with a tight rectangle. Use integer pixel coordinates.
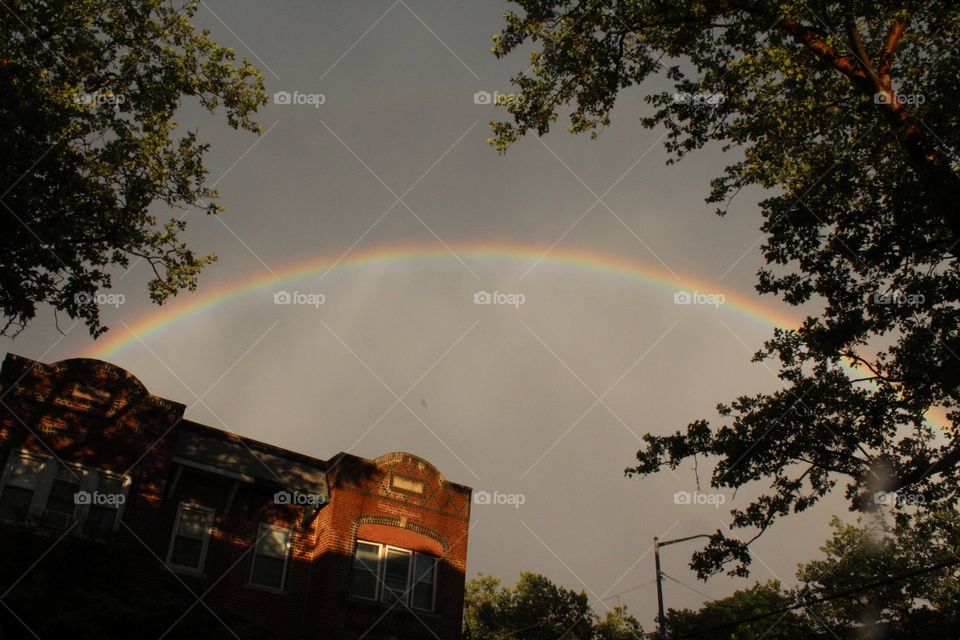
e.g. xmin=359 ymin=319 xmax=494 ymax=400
xmin=347 ymin=514 xmax=450 ymax=555
xmin=374 ymin=451 xmax=446 ymax=486
xmin=48 ymin=358 xmax=180 ymax=412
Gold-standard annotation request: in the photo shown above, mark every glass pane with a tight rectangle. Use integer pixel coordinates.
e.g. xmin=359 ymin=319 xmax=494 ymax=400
xmin=177 ymin=507 xmax=211 ymax=538
xmin=43 ymin=478 xmax=81 ymax=525
xmin=251 ymin=555 xmax=285 ymax=589
xmin=349 ymin=542 xmax=380 ymax=599
xmin=384 ymin=549 xmax=411 ymax=579
xmin=412 ymin=581 xmax=434 ymax=610
xmin=0 ymin=486 xmax=33 ymax=522
xmin=352 ymin=542 xmax=380 ymax=572
xmin=349 ymin=566 xmax=378 ymax=599
xmin=412 ymin=554 xmax=436 ymax=610
xmin=83 ymin=505 xmax=116 ymax=539
xmin=382 ymin=549 xmax=411 ymax=602
xmin=256 ymin=527 xmax=289 ymax=559
xmin=171 ymin=536 xmax=203 ymax=568
xmin=414 ymin=554 xmax=436 ymax=585
xmin=5 ymin=455 xmax=45 ymax=489
xmin=97 ymin=474 xmax=124 ymax=498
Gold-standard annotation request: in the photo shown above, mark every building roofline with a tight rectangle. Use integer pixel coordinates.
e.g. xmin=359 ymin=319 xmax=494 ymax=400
xmin=2 ymin=353 xmax=471 ymax=491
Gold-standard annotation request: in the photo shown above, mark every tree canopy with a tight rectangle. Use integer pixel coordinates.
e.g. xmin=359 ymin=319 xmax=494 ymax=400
xmin=463 ymin=572 xmax=644 ymax=640
xmin=667 ymin=580 xmax=814 ymax=640
xmin=0 ymin=0 xmax=266 ymax=337
xmin=796 ymin=511 xmax=960 ymax=638
xmin=491 ymin=0 xmax=960 ymax=577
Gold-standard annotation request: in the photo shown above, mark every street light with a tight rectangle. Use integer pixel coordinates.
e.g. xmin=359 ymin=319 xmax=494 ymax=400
xmin=654 ymin=534 xmax=712 ymax=640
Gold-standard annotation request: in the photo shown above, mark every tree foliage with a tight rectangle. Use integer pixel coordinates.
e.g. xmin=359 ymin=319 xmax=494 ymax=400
xmin=491 ymin=0 xmax=960 ymax=577
xmin=796 ymin=511 xmax=960 ymax=638
xmin=0 ymin=0 xmax=266 ymax=337
xmin=463 ymin=572 xmax=643 ymax=640
xmin=667 ymin=580 xmax=814 ymax=640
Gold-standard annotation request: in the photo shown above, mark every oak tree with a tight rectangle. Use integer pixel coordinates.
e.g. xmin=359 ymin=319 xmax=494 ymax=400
xmin=492 ymin=0 xmax=960 ymax=578
xmin=0 ymin=0 xmax=266 ymax=337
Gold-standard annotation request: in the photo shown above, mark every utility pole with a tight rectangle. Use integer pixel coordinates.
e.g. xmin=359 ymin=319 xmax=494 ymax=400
xmin=654 ymin=537 xmax=666 ymax=640
xmin=654 ymin=534 xmax=712 ymax=640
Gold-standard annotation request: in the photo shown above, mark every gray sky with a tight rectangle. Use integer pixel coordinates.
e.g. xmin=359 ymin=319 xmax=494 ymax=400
xmin=3 ymin=0 xmax=852 ymax=629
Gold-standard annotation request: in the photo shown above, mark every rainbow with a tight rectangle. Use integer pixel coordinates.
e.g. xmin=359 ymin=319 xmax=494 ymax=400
xmin=83 ymin=241 xmax=951 ymax=431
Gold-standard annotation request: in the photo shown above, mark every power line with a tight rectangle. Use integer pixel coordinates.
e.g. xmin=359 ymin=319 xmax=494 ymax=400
xmin=667 ymin=555 xmax=960 ymax=640
xmin=600 ymin=579 xmax=659 ymax=602
xmin=659 ymin=572 xmax=715 ymax=602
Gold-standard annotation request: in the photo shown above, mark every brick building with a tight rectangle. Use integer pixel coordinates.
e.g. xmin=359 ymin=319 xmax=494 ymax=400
xmin=0 ymin=353 xmax=472 ymax=639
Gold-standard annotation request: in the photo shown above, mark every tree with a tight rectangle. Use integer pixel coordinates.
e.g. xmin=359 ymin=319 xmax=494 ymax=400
xmin=0 ymin=0 xmax=266 ymax=337
xmin=594 ymin=605 xmax=645 ymax=640
xmin=796 ymin=512 xmax=960 ymax=638
xmin=463 ymin=572 xmax=642 ymax=640
xmin=666 ymin=581 xmax=814 ymax=640
xmin=491 ymin=1 xmax=960 ymax=577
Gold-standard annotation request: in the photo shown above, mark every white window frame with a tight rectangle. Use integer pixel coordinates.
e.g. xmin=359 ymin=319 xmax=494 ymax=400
xmin=349 ymin=540 xmax=438 ymax=611
xmin=166 ymin=502 xmax=215 ymax=574
xmin=0 ymin=449 xmax=50 ymax=523
xmin=74 ymin=469 xmax=132 ymax=536
xmin=0 ymin=449 xmax=132 ymax=535
xmin=379 ymin=546 xmax=413 ymax=605
xmin=350 ymin=540 xmax=383 ymax=602
xmin=248 ymin=523 xmax=291 ymax=590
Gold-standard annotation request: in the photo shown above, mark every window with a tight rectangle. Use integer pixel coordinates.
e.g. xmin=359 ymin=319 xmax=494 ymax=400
xmin=349 ymin=541 xmax=381 ymax=600
xmin=412 ymin=553 xmax=437 ymax=610
xmin=0 ymin=450 xmax=131 ymax=537
xmin=167 ymin=503 xmax=214 ymax=572
xmin=381 ymin=547 xmax=412 ymax=603
xmin=41 ymin=465 xmax=82 ymax=529
xmin=348 ymin=540 xmax=438 ymax=610
xmin=80 ymin=471 xmax=129 ymax=538
xmin=0 ymin=451 xmax=46 ymax=523
xmin=249 ymin=524 xmax=290 ymax=589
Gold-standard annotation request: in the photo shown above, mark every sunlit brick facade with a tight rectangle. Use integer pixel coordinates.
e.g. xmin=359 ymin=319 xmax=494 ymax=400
xmin=0 ymin=353 xmax=471 ymax=640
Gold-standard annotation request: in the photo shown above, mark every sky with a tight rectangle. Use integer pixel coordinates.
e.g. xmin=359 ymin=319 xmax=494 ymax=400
xmin=2 ymin=0 xmax=858 ymax=629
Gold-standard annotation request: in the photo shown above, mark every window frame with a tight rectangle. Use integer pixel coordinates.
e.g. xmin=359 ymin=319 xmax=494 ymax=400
xmin=165 ymin=502 xmax=215 ymax=574
xmin=0 ymin=449 xmax=133 ymax=536
xmin=379 ymin=546 xmax=413 ymax=604
xmin=248 ymin=523 xmax=291 ymax=591
xmin=349 ymin=539 xmax=438 ymax=611
xmin=39 ymin=462 xmax=86 ymax=529
xmin=0 ymin=449 xmax=49 ymax=523
xmin=349 ymin=540 xmax=384 ymax=602
xmin=410 ymin=552 xmax=438 ymax=612
xmin=75 ymin=469 xmax=132 ymax=538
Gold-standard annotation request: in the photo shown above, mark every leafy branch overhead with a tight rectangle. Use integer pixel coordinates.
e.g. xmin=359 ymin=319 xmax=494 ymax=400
xmin=492 ymin=0 xmax=960 ymax=578
xmin=0 ymin=0 xmax=267 ymax=337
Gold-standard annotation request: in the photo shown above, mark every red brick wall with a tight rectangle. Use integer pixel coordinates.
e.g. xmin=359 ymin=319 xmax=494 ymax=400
xmin=0 ymin=354 xmax=471 ymax=640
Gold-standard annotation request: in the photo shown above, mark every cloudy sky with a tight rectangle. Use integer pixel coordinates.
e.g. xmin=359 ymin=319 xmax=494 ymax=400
xmin=3 ymin=0 xmax=852 ymax=628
